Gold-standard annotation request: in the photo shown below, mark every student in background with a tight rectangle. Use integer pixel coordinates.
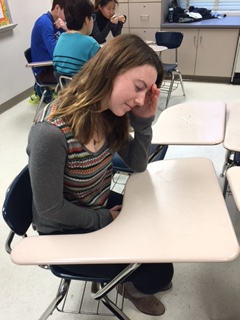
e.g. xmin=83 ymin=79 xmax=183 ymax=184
xmin=30 ymin=0 xmax=68 ymax=103
xmin=91 ymin=0 xmax=126 ymax=44
xmin=53 ymin=0 xmax=100 ymax=78
xmin=27 ymin=34 xmax=173 ymax=316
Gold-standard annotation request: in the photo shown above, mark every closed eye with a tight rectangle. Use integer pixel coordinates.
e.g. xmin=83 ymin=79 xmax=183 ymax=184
xmin=135 ymin=85 xmax=142 ymax=92
xmin=135 ymin=80 xmax=147 ymax=92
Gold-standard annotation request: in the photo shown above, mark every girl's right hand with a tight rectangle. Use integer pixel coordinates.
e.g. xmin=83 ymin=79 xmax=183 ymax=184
xmin=110 ymin=205 xmax=122 ymax=220
xmin=110 ymin=14 xmax=118 ymax=24
xmin=54 ymin=18 xmax=68 ymax=31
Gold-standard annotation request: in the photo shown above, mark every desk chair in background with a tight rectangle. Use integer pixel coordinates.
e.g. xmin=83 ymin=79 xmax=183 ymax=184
xmin=2 ymin=166 xmax=138 ymax=320
xmin=155 ymin=31 xmax=185 ymax=109
xmin=221 ymin=151 xmax=240 ymax=197
xmin=226 ymin=166 xmax=240 ymax=213
xmin=220 ymin=103 xmax=240 ymax=196
xmin=24 ymin=48 xmax=59 ymax=120
xmin=221 ymin=152 xmax=240 ymax=177
xmin=57 ymin=74 xmax=73 ymax=90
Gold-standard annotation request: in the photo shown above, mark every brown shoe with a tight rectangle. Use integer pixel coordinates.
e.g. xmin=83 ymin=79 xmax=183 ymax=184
xmin=117 ymin=282 xmax=165 ymax=316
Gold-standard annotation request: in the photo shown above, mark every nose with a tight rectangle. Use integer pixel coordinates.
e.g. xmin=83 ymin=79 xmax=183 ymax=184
xmin=134 ymin=92 xmax=145 ymax=106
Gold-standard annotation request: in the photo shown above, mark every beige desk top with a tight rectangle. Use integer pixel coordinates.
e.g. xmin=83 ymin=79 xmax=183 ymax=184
xmin=223 ymin=103 xmax=240 ymax=151
xmin=152 ymin=101 xmax=226 ymax=145
xmin=100 ymin=43 xmax=167 ymax=53
xmin=227 ymin=166 xmax=240 ymax=211
xmin=26 ymin=60 xmax=53 ymax=68
xmin=11 ymin=158 xmax=239 ymax=266
xmin=148 ymin=44 xmax=168 ymax=52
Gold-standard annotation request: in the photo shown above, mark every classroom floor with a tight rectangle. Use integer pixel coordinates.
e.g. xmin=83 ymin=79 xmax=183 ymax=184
xmin=1 ymin=80 xmax=240 ymax=320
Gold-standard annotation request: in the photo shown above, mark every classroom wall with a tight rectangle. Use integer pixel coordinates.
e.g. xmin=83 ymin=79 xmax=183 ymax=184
xmin=0 ymin=0 xmax=51 ymax=110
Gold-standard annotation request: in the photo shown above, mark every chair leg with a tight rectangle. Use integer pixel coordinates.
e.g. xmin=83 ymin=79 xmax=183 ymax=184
xmin=222 ymin=173 xmax=230 ymax=197
xmin=165 ymin=72 xmax=174 ymax=109
xmin=177 ymin=70 xmax=186 ymax=97
xmin=221 ymin=150 xmax=236 ymax=197
xmin=34 ymin=89 xmax=46 ymax=121
xmin=94 ymin=282 xmax=131 ymax=320
xmin=39 ymin=278 xmax=70 ymax=320
xmin=101 ymin=294 xmax=131 ymax=320
xmin=220 ymin=150 xmax=232 ymax=177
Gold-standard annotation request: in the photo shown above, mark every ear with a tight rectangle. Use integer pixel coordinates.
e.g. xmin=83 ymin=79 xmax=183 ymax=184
xmin=54 ymin=4 xmax=60 ymax=12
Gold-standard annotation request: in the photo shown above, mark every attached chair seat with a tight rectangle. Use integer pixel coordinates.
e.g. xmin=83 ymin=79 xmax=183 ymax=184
xmin=163 ymin=63 xmax=178 ymax=72
xmin=50 ymin=265 xmax=112 ymax=282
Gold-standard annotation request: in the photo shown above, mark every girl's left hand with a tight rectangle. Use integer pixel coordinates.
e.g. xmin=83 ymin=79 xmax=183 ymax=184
xmin=131 ymin=84 xmax=160 ymax=118
xmin=118 ymin=15 xmax=126 ymax=23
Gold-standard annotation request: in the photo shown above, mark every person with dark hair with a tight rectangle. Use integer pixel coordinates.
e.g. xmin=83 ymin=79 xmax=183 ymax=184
xmin=27 ymin=34 xmax=174 ymax=316
xmin=53 ymin=0 xmax=100 ymax=77
xmin=31 ymin=0 xmax=68 ymax=84
xmin=91 ymin=0 xmax=126 ymax=44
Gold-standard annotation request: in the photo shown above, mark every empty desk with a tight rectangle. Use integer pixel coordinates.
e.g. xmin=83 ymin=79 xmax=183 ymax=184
xmin=152 ymin=101 xmax=226 ymax=145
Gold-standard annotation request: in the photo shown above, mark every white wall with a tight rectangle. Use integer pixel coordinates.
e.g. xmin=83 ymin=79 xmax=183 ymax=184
xmin=0 ymin=0 xmax=51 ymax=108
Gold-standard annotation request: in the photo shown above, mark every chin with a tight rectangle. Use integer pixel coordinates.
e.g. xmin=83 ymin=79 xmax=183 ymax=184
xmin=114 ymin=110 xmax=127 ymax=117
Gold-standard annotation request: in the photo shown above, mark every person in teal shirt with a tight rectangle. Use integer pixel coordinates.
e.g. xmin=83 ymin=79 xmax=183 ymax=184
xmin=53 ymin=0 xmax=100 ymax=77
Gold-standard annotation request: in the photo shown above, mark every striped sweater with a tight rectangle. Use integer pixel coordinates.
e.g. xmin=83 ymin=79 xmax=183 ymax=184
xmin=36 ymin=102 xmax=113 ymax=210
xmin=27 ymin=102 xmax=153 ymax=234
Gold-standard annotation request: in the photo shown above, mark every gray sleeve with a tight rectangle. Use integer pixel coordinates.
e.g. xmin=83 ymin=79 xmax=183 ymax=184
xmin=91 ymin=20 xmax=112 ymax=44
xmin=111 ymin=22 xmax=123 ymax=37
xmin=117 ymin=113 xmax=155 ymax=172
xmin=27 ymin=122 xmax=112 ymax=232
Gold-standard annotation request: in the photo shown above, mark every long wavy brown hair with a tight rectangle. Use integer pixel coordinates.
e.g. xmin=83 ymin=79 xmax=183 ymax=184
xmin=52 ymin=34 xmax=164 ymax=151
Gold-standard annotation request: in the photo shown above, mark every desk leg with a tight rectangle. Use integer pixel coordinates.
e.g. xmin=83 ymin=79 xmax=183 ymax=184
xmin=93 ymin=263 xmax=141 ymax=300
xmin=101 ymin=291 xmax=131 ymax=320
xmin=93 ymin=263 xmax=141 ymax=320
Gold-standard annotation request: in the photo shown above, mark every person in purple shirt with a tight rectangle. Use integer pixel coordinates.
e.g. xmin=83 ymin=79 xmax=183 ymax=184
xmin=30 ymin=0 xmax=68 ymax=84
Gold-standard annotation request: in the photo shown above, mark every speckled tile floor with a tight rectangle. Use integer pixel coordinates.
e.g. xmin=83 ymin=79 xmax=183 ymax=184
xmin=1 ymin=81 xmax=240 ymax=320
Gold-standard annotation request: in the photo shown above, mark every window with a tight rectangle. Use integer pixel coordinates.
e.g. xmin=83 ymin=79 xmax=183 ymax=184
xmin=179 ymin=1 xmax=240 ymax=11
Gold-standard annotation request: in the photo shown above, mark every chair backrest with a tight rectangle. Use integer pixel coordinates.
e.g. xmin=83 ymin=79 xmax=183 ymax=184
xmin=24 ymin=48 xmax=39 ymax=83
xmin=58 ymin=75 xmax=73 ymax=90
xmin=24 ymin=48 xmax=32 ymax=64
xmin=2 ymin=166 xmax=33 ymax=236
xmin=155 ymin=32 xmax=183 ymax=49
xmin=234 ymin=152 xmax=240 ymax=166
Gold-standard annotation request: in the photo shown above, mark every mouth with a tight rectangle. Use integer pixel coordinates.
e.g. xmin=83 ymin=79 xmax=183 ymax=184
xmin=125 ymin=103 xmax=132 ymax=111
